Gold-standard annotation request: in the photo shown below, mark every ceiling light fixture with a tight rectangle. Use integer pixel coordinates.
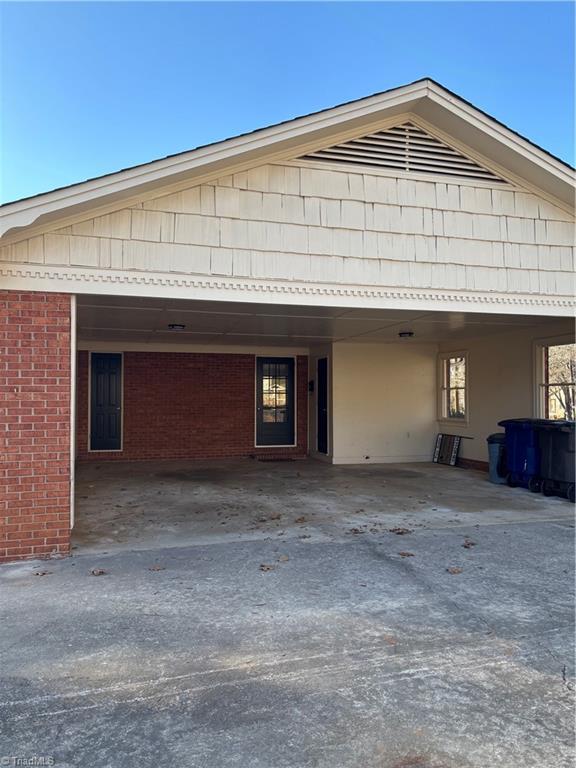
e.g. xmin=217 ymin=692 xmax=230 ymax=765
xmin=398 ymin=331 xmax=415 ymax=338
xmin=168 ymin=323 xmax=186 ymax=331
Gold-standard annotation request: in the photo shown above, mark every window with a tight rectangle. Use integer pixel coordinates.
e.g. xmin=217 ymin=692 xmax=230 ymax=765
xmin=439 ymin=354 xmax=467 ymax=421
xmin=541 ymin=343 xmax=575 ymax=420
xmin=262 ymin=362 xmax=289 ymax=423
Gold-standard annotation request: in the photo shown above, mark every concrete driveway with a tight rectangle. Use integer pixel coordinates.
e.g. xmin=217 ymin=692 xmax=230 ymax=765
xmin=0 ymin=462 xmax=574 ymax=768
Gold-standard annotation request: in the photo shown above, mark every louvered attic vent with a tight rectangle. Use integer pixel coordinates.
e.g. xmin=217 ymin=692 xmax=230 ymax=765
xmin=302 ymin=122 xmax=507 ymax=183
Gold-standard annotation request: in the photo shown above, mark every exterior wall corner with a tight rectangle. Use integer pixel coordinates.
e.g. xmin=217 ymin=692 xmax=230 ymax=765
xmin=0 ymin=290 xmax=72 ymax=563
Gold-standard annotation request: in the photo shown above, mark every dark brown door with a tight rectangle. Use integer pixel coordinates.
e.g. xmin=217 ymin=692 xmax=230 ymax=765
xmin=256 ymin=357 xmax=295 ymax=446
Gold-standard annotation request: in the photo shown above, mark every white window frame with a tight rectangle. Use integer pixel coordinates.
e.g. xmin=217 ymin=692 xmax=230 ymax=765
xmin=438 ymin=351 xmax=469 ymax=424
xmin=533 ymin=334 xmax=575 ymax=420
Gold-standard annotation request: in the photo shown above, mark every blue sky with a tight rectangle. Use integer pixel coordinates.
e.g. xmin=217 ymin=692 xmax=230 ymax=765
xmin=1 ymin=1 xmax=573 ymax=203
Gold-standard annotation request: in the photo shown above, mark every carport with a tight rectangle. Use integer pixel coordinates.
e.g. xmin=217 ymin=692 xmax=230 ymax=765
xmin=2 ymin=78 xmax=573 ymax=565
xmin=1 ymin=78 xmax=574 ymax=764
xmin=72 ymin=294 xmax=573 ymax=552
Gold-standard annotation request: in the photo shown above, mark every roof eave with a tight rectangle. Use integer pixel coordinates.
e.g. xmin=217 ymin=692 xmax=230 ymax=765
xmin=423 ymin=81 xmax=575 ymax=206
xmin=1 ymin=78 xmax=573 ymax=240
xmin=0 ymin=81 xmax=430 ymax=239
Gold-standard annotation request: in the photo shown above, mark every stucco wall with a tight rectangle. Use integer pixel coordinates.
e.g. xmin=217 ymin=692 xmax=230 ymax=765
xmin=331 ymin=342 xmax=438 ymax=464
xmin=324 ymin=319 xmax=574 ymax=466
xmin=438 ymin=320 xmax=574 ymax=463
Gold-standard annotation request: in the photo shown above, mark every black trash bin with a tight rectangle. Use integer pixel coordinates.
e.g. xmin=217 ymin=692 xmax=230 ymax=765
xmin=536 ymin=420 xmax=575 ymax=502
xmin=486 ymin=433 xmax=507 ymax=485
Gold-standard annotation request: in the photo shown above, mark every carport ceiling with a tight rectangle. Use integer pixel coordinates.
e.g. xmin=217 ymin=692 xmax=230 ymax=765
xmin=76 ymin=295 xmax=561 ymax=346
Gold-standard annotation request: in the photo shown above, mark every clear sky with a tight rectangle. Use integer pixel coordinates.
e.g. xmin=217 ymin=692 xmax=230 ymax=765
xmin=1 ymin=1 xmax=574 ymax=203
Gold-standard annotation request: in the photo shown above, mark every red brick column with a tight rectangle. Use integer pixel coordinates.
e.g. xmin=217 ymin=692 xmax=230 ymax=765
xmin=0 ymin=291 xmax=72 ymax=563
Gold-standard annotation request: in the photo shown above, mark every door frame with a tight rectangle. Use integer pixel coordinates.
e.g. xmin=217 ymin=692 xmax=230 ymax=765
xmin=316 ymin=356 xmax=329 ymax=455
xmin=87 ymin=351 xmax=124 ymax=452
xmin=254 ymin=355 xmax=297 ymax=448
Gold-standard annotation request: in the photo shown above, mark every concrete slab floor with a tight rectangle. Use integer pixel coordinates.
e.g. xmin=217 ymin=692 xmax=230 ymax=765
xmin=0 ymin=461 xmax=574 ymax=768
xmin=73 ymin=459 xmax=573 ymax=554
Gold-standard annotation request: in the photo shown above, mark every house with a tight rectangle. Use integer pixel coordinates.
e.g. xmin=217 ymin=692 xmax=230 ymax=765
xmin=1 ymin=78 xmax=574 ymax=563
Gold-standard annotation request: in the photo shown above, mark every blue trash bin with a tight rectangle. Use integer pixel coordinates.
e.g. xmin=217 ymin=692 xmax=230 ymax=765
xmin=498 ymin=418 xmax=545 ymax=492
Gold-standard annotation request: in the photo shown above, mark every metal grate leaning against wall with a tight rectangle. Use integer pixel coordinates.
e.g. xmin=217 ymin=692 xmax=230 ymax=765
xmin=302 ymin=122 xmax=508 ymax=183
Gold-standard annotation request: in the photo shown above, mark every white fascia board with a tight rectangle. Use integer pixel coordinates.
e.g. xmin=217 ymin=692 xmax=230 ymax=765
xmin=423 ymin=84 xmax=575 ymax=207
xmin=426 ymin=83 xmax=574 ymax=184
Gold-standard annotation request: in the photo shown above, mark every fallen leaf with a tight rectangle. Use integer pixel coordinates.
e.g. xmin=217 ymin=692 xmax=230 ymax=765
xmin=90 ymin=568 xmax=107 ymax=576
xmin=268 ymin=512 xmax=282 ymax=521
xmin=294 ymin=516 xmax=307 ymax=524
xmin=390 ymin=755 xmax=429 ymax=768
xmin=446 ymin=567 xmax=463 ymax=575
xmin=389 ymin=527 xmax=413 ymax=535
xmin=148 ymin=565 xmax=165 ymax=571
xmin=259 ymin=564 xmax=276 ymax=572
xmin=398 ymin=551 xmax=415 ymax=558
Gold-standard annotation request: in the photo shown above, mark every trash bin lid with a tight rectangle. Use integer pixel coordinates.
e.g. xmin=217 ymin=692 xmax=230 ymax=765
xmin=487 ymin=433 xmax=506 ymax=444
xmin=498 ymin=418 xmax=548 ymax=428
xmin=536 ymin=419 xmax=575 ymax=431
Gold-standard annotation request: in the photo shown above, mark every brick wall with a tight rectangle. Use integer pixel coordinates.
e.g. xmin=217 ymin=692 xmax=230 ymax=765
xmin=77 ymin=351 xmax=308 ymax=461
xmin=0 ymin=291 xmax=71 ymax=563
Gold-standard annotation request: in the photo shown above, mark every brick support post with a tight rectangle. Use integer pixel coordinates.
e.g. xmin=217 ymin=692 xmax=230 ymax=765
xmin=0 ymin=291 xmax=72 ymax=563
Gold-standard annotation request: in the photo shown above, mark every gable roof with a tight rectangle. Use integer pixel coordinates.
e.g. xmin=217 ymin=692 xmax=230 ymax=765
xmin=1 ymin=78 xmax=574 ymax=240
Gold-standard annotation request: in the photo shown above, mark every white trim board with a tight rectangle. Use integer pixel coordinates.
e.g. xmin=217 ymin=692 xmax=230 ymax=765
xmin=331 ymin=454 xmax=433 ymax=464
xmin=2 ymin=265 xmax=573 ymax=316
xmin=78 ymin=341 xmax=309 ymax=355
xmin=69 ymin=295 xmax=77 ymax=528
